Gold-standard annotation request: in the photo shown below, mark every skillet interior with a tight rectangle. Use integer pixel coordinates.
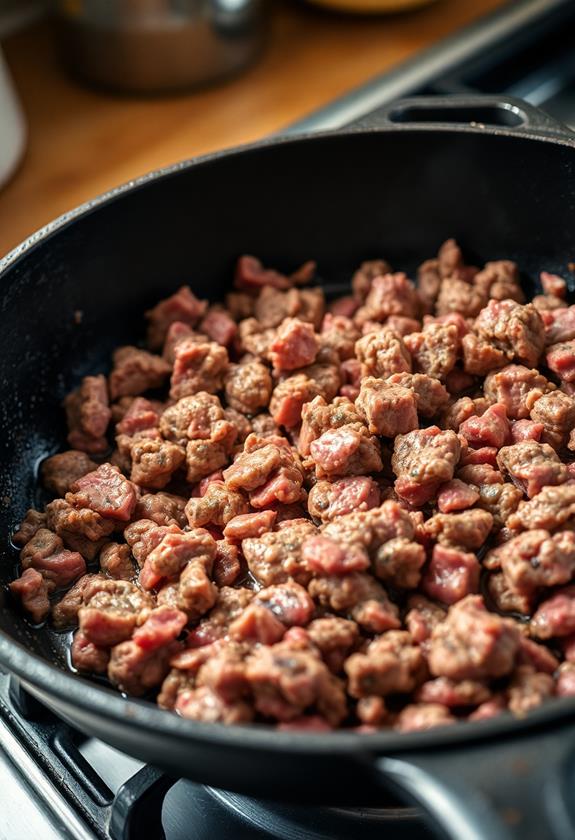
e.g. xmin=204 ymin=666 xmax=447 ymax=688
xmin=1 ymin=126 xmax=575 ymax=798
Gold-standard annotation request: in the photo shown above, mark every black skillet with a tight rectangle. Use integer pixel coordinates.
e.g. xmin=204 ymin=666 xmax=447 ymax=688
xmin=1 ymin=94 xmax=575 ymax=840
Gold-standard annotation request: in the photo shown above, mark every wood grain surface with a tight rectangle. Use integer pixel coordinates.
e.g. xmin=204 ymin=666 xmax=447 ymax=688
xmin=0 ymin=0 xmax=504 ymax=256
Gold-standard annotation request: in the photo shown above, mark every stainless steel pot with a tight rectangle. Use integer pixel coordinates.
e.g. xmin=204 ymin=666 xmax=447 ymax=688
xmin=52 ymin=0 xmax=267 ymax=93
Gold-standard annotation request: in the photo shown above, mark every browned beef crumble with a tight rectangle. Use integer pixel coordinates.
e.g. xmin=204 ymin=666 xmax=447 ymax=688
xmin=12 ymin=242 xmax=575 ymax=731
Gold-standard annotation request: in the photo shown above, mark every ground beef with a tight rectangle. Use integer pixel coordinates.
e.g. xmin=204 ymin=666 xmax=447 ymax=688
xmin=45 ymin=499 xmax=115 ymax=560
xmin=10 ymin=568 xmax=52 ymax=623
xmin=424 ymin=509 xmax=493 ymax=549
xmin=243 ymin=519 xmax=317 ymax=586
xmin=354 ymin=330 xmax=411 ymax=379
xmin=485 ymin=530 xmax=575 ymax=595
xmin=385 ymin=372 xmax=449 ymax=418
xmin=355 ymin=378 xmax=418 ymax=437
xmin=309 ymin=424 xmax=382 ymax=479
xmin=530 ymin=390 xmax=575 ymax=450
xmin=308 ymin=572 xmax=400 ymax=633
xmin=345 ymin=631 xmax=426 ymax=697
xmin=199 ymin=306 xmax=237 ymax=347
xmin=436 ymin=278 xmax=486 ymax=319
xmin=352 ymin=258 xmax=391 ymax=300
xmin=307 ymin=476 xmax=380 ymax=523
xmin=64 ymin=375 xmax=111 ymax=454
xmin=404 ymin=323 xmax=459 ymax=381
xmin=12 ymin=509 xmax=47 ymax=547
xmin=392 ymin=426 xmax=461 ymax=506
xmin=396 ymin=703 xmax=456 ymax=732
xmin=355 ymin=272 xmax=419 ymax=324
xmin=17 ymin=247 xmax=575 ymax=733
xmin=224 ymin=359 xmax=272 ymax=415
xmin=437 ymin=479 xmax=479 ymax=513
xmin=320 ymin=313 xmax=361 ymax=361
xmin=269 ymin=318 xmax=319 ymax=371
xmin=134 ymin=492 xmax=187 ymax=527
xmin=497 ymin=441 xmax=569 ymax=498
xmin=507 ymin=484 xmax=575 ymax=532
xmin=146 ymin=286 xmax=207 ymax=349
xmin=71 ymin=630 xmax=110 ymax=674
xmin=78 ymin=579 xmax=153 ymax=647
xmin=507 ymin=666 xmax=554 ymax=716
xmin=422 ymin=544 xmax=480 ymax=605
xmin=109 ymin=346 xmax=171 ymax=400
xmin=41 ymin=451 xmax=98 ymax=497
xmin=473 ymin=300 xmax=545 ymax=368
xmin=170 ymin=339 xmax=229 ymax=400
xmin=428 ymin=595 xmax=520 ymax=680
xmin=245 ymin=639 xmax=347 ymax=724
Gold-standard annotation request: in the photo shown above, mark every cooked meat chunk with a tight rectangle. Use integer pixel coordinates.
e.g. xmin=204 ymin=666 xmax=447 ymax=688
xmin=355 ymin=330 xmax=411 ymax=379
xmin=308 ymin=572 xmax=400 ymax=633
xmin=45 ymin=499 xmax=115 ymax=560
xmin=64 ymin=375 xmax=111 ymax=454
xmin=79 ymin=579 xmax=153 ymax=647
xmin=223 ymin=433 xmax=304 ymax=508
xmin=130 ymin=438 xmax=186 ymax=488
xmin=355 ymin=378 xmax=418 ymax=437
xmin=530 ymin=390 xmax=575 ymax=450
xmin=424 ymin=509 xmax=493 ymax=549
xmin=345 ymin=631 xmax=426 ymax=698
xmin=41 ymin=451 xmax=98 ymax=497
xmin=428 ymin=595 xmax=520 ymax=680
xmin=109 ymin=346 xmax=171 ymax=400
xmin=396 ymin=703 xmax=456 ymax=732
xmin=224 ymin=360 xmax=273 ymax=415
xmin=385 ymin=372 xmax=449 ymax=418
xmin=484 ymin=365 xmax=554 ymax=420
xmin=392 ymin=426 xmax=461 ymax=506
xmin=10 ymin=569 xmax=51 ymax=624
xmin=243 ymin=519 xmax=317 ymax=586
xmin=269 ymin=318 xmax=319 ymax=371
xmin=422 ymin=545 xmax=480 ymax=605
xmin=146 ymin=285 xmax=207 ymax=349
xmin=496 ymin=441 xmax=569 ymax=498
xmin=307 ymin=476 xmax=380 ymax=523
xmin=99 ymin=542 xmax=135 ymax=580
xmin=404 ymin=323 xmax=459 ymax=381
xmin=12 ymin=509 xmax=47 ymax=547
xmin=170 ymin=339 xmax=228 ymax=399
xmin=69 ymin=463 xmax=137 ymax=521
xmin=473 ymin=300 xmax=544 ymax=367
xmin=309 ymin=424 xmax=382 ymax=479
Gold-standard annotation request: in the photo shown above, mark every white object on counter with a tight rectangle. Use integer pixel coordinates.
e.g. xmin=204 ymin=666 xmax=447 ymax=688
xmin=0 ymin=46 xmax=26 ymax=190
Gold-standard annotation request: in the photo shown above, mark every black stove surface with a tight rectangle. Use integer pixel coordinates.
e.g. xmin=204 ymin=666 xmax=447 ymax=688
xmin=0 ymin=674 xmax=436 ymax=840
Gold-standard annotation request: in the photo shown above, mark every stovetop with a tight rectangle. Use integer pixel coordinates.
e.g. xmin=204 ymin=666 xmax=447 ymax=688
xmin=0 ymin=674 xmax=436 ymax=840
xmin=3 ymin=1 xmax=575 ymax=837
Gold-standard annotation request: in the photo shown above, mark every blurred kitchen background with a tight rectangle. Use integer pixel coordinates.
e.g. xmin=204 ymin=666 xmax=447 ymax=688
xmin=0 ymin=0 xmax=573 ymax=257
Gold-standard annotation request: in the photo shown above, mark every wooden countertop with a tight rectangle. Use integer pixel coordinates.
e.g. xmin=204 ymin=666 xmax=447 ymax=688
xmin=0 ymin=0 xmax=504 ymax=257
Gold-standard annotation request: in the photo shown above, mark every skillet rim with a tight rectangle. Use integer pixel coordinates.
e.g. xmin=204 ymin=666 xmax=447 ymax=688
xmin=2 ymin=121 xmax=575 ymax=755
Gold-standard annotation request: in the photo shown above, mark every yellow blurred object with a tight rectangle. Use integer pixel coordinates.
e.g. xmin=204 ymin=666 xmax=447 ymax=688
xmin=306 ymin=0 xmax=437 ymax=13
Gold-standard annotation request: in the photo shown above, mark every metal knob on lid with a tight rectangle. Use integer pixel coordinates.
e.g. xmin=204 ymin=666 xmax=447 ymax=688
xmin=52 ymin=0 xmax=268 ymax=94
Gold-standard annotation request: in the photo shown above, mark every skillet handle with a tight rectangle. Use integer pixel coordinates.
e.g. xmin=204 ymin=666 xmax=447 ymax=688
xmin=349 ymin=94 xmax=575 ymax=141
xmin=371 ymin=719 xmax=575 ymax=840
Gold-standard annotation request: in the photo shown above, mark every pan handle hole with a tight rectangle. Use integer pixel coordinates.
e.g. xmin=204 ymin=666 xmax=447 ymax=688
xmin=387 ymin=104 xmax=525 ymax=128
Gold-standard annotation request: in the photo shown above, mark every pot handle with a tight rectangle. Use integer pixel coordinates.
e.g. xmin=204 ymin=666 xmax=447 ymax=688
xmin=349 ymin=94 xmax=575 ymax=141
xmin=370 ymin=716 xmax=575 ymax=840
